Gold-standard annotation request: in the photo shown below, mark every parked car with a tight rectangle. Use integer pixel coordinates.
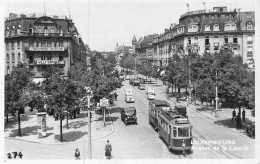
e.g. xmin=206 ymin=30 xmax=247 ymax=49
xmin=138 ymin=84 xmax=145 ymax=90
xmin=121 ymin=107 xmax=137 ymax=125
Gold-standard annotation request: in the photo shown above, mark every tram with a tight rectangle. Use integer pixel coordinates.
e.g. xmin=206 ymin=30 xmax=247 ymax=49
xmin=158 ymin=110 xmax=193 ymax=151
xmin=148 ymin=99 xmax=171 ymax=131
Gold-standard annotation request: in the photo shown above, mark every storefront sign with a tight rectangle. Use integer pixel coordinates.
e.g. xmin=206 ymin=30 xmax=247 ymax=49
xmin=36 ymin=60 xmax=58 ymax=65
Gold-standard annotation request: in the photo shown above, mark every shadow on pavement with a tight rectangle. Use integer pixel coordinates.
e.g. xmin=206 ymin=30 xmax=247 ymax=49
xmin=64 ymin=120 xmax=88 ymax=129
xmin=8 ymin=126 xmax=54 ymax=137
xmin=5 ymin=115 xmax=35 ymax=129
xmin=196 ymin=106 xmax=215 ymax=112
xmin=110 ymin=107 xmax=123 ymax=114
xmin=54 ymin=131 xmax=88 ymax=142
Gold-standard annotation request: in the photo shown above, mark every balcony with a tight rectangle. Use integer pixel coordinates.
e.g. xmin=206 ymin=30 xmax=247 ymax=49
xmin=205 ymin=43 xmax=210 ymax=47
xmin=27 ymin=47 xmax=66 ymax=51
xmin=233 ymin=43 xmax=240 ymax=49
xmin=214 ymin=42 xmax=219 ymax=47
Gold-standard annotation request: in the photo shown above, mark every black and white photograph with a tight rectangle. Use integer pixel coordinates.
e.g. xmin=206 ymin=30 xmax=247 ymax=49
xmin=2 ymin=0 xmax=259 ymax=163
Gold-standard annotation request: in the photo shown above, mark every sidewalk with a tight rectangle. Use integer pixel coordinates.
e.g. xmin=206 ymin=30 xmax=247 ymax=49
xmin=4 ymin=110 xmax=114 ymax=144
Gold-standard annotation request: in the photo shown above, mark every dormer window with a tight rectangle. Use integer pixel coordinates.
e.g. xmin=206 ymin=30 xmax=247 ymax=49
xmin=224 ymin=23 xmax=236 ymax=31
xmin=44 ymin=26 xmax=48 ymax=34
xmin=205 ymin=25 xmax=211 ymax=31
xmin=188 ymin=25 xmax=198 ymax=32
xmin=247 ymin=22 xmax=253 ymax=30
xmin=213 ymin=24 xmax=219 ymax=31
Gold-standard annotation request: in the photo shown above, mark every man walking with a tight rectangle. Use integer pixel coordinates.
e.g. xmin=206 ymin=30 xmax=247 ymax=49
xmin=242 ymin=109 xmax=246 ymax=121
xmin=105 ymin=140 xmax=112 ymax=159
xmin=232 ymin=109 xmax=236 ymax=121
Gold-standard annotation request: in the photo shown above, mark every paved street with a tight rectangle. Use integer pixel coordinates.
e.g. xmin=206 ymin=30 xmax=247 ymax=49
xmin=5 ymin=76 xmax=255 ymax=160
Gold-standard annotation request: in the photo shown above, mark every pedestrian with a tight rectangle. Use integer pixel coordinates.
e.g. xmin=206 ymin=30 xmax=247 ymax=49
xmin=114 ymin=92 xmax=118 ymax=101
xmin=75 ymin=148 xmax=80 ymax=160
xmin=105 ymin=140 xmax=112 ymax=159
xmin=246 ymin=123 xmax=251 ymax=133
xmin=235 ymin=114 xmax=239 ymax=127
xmin=242 ymin=109 xmax=246 ymax=121
xmin=232 ymin=109 xmax=236 ymax=120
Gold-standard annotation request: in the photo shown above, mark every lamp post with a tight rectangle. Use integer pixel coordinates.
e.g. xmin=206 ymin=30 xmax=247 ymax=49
xmin=84 ymin=86 xmax=92 ymax=160
xmin=215 ymin=71 xmax=219 ymax=117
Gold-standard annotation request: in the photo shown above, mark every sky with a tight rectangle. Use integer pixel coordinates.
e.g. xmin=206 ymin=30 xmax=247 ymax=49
xmin=2 ymin=0 xmax=257 ymax=51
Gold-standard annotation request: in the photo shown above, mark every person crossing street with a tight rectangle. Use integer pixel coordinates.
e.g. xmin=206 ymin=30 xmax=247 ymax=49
xmin=105 ymin=140 xmax=112 ymax=159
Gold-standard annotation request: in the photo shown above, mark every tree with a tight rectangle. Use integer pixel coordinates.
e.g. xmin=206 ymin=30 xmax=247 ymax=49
xmin=5 ymin=62 xmax=33 ymax=135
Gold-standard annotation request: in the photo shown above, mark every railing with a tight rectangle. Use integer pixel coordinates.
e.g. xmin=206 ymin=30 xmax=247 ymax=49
xmin=180 ymin=8 xmax=236 ymax=18
xmin=5 ymin=13 xmax=69 ymax=21
xmin=214 ymin=42 xmax=219 ymax=47
xmin=205 ymin=43 xmax=211 ymax=47
xmin=28 ymin=46 xmax=65 ymax=51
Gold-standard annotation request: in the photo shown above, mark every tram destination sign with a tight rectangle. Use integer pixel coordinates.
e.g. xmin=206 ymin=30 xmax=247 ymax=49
xmin=36 ymin=60 xmax=59 ymax=65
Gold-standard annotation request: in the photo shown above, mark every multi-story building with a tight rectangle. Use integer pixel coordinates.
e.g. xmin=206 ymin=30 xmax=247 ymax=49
xmin=135 ymin=34 xmax=159 ymax=65
xmin=5 ymin=13 xmax=88 ymax=78
xmin=153 ymin=7 xmax=255 ymax=70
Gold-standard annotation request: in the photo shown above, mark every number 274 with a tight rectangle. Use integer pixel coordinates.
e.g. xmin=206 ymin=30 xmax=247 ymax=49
xmin=7 ymin=152 xmax=23 ymax=159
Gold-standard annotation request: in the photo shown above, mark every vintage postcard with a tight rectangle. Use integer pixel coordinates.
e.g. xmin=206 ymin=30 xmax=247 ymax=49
xmin=2 ymin=0 xmax=259 ymax=163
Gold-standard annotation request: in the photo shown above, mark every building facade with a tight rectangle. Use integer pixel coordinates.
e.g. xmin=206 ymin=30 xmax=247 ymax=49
xmin=5 ymin=13 xmax=88 ymax=77
xmin=135 ymin=34 xmax=159 ymax=65
xmin=153 ymin=7 xmax=255 ymax=70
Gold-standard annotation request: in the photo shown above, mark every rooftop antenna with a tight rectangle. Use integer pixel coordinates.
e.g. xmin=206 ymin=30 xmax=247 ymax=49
xmin=186 ymin=3 xmax=189 ymax=12
xmin=44 ymin=3 xmax=46 ymax=16
xmin=202 ymin=2 xmax=206 ymax=11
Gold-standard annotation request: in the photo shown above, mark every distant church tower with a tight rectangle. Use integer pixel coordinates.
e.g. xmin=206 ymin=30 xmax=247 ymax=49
xmin=132 ymin=35 xmax=137 ymax=54
xmin=132 ymin=35 xmax=137 ymax=47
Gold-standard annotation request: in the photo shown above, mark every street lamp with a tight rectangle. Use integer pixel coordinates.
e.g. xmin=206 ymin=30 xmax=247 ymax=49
xmin=215 ymin=71 xmax=219 ymax=117
xmin=84 ymin=86 xmax=93 ymax=159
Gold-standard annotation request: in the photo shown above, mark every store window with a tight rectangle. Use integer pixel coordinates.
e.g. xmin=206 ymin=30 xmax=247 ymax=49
xmin=12 ymin=41 xmax=14 ymax=50
xmin=6 ymin=43 xmax=9 ymax=50
xmin=213 ymin=24 xmax=219 ymax=31
xmin=29 ymin=40 xmax=34 ymax=47
xmin=29 ymin=55 xmax=34 ymax=64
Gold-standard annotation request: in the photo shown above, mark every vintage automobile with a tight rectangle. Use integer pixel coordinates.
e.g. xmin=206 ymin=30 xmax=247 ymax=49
xmin=147 ymin=92 xmax=155 ymax=100
xmin=138 ymin=84 xmax=145 ymax=90
xmin=132 ymin=80 xmax=140 ymax=86
xmin=121 ymin=107 xmax=137 ymax=125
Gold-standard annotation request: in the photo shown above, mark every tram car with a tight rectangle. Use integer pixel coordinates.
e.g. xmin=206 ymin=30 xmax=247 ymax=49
xmin=148 ymin=99 xmax=171 ymax=131
xmin=158 ymin=110 xmax=193 ymax=152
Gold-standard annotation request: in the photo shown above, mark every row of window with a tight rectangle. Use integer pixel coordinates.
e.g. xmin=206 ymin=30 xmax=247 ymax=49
xmin=156 ymin=22 xmax=253 ymax=42
xmin=6 ymin=40 xmax=64 ymax=50
xmin=28 ymin=55 xmax=64 ymax=64
xmin=6 ymin=41 xmax=20 ymax=50
xmin=29 ymin=40 xmax=64 ymax=48
xmin=6 ymin=53 xmax=21 ymax=63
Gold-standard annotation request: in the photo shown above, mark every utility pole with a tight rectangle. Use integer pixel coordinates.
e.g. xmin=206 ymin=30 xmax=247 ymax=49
xmin=87 ymin=94 xmax=92 ymax=159
xmin=215 ymin=71 xmax=219 ymax=117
